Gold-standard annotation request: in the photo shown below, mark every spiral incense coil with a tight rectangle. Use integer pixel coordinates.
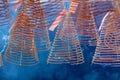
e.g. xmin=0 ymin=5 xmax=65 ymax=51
xmin=47 ymin=13 xmax=84 ymax=65
xmin=92 ymin=0 xmax=120 ymax=67
xmin=16 ymin=0 xmax=51 ymax=51
xmin=75 ymin=0 xmax=98 ymax=46
xmin=4 ymin=12 xmax=39 ymax=66
xmin=91 ymin=0 xmax=113 ymax=16
xmin=27 ymin=0 xmax=51 ymax=51
xmin=0 ymin=0 xmax=12 ymax=26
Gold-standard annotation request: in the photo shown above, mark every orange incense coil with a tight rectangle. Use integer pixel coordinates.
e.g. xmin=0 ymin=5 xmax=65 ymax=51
xmin=104 ymin=0 xmax=120 ymax=52
xmin=92 ymin=1 xmax=120 ymax=67
xmin=28 ymin=0 xmax=51 ymax=51
xmin=0 ymin=0 xmax=12 ymax=26
xmin=76 ymin=0 xmax=99 ymax=46
xmin=47 ymin=13 xmax=84 ymax=65
xmin=16 ymin=0 xmax=51 ymax=51
xmin=4 ymin=12 xmax=39 ymax=66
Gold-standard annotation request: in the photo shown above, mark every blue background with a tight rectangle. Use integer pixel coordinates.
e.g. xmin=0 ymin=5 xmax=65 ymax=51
xmin=0 ymin=1 xmax=120 ymax=80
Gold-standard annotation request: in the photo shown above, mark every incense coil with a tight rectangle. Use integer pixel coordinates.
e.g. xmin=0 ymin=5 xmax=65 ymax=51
xmin=92 ymin=5 xmax=120 ymax=67
xmin=0 ymin=0 xmax=12 ymax=26
xmin=31 ymin=0 xmax=51 ymax=51
xmin=104 ymin=0 xmax=120 ymax=50
xmin=17 ymin=0 xmax=51 ymax=51
xmin=4 ymin=12 xmax=39 ymax=66
xmin=47 ymin=14 xmax=84 ymax=65
xmin=75 ymin=0 xmax=98 ymax=46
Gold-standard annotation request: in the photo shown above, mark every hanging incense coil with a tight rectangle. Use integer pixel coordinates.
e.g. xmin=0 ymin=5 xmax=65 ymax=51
xmin=16 ymin=0 xmax=51 ymax=51
xmin=47 ymin=13 xmax=84 ymax=65
xmin=92 ymin=0 xmax=120 ymax=67
xmin=4 ymin=12 xmax=39 ymax=66
xmin=0 ymin=0 xmax=12 ymax=26
xmin=26 ymin=0 xmax=51 ymax=51
xmin=75 ymin=0 xmax=99 ymax=46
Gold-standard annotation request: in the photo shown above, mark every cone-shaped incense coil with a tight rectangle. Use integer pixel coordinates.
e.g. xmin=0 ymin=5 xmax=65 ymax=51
xmin=33 ymin=8 xmax=51 ymax=52
xmin=0 ymin=0 xmax=12 ymax=26
xmin=76 ymin=0 xmax=99 ymax=46
xmin=4 ymin=12 xmax=39 ymax=66
xmin=17 ymin=0 xmax=51 ymax=51
xmin=47 ymin=13 xmax=84 ymax=65
xmin=25 ymin=0 xmax=51 ymax=51
xmin=92 ymin=1 xmax=120 ymax=67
